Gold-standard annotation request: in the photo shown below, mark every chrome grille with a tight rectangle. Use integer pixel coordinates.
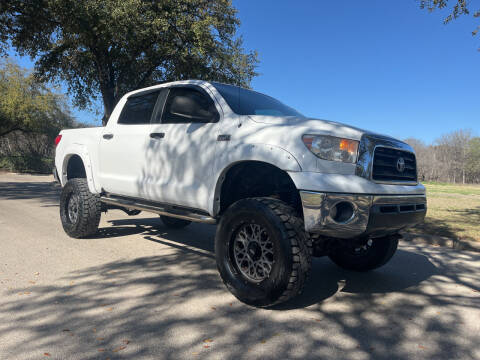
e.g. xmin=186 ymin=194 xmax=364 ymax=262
xmin=372 ymin=147 xmax=417 ymax=182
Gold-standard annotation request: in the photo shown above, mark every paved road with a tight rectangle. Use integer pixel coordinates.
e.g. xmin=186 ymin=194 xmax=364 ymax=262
xmin=0 ymin=173 xmax=479 ymax=360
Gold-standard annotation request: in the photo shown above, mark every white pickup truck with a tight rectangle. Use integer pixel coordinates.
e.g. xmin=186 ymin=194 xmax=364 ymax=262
xmin=54 ymin=80 xmax=426 ymax=307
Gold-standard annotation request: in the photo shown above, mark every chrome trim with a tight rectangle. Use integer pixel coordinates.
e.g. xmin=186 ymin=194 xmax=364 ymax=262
xmin=100 ymin=196 xmax=217 ymax=224
xmin=300 ymin=191 xmax=372 ymax=239
xmin=355 ymin=134 xmax=418 ymax=185
xmin=300 ymin=191 xmax=427 ymax=239
xmin=372 ymin=194 xmax=426 ymax=206
xmin=328 ymin=199 xmax=357 ymax=224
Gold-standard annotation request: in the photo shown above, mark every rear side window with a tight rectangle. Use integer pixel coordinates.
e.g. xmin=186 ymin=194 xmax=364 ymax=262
xmin=118 ymin=91 xmax=159 ymax=125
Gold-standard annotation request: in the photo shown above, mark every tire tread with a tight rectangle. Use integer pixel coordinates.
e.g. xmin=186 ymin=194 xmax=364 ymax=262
xmin=60 ymin=178 xmax=101 ymax=238
xmin=254 ymin=197 xmax=312 ymax=306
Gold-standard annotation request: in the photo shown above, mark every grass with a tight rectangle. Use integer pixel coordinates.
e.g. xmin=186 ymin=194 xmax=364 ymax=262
xmin=422 ymin=181 xmax=480 ymax=196
xmin=407 ymin=182 xmax=480 ymax=242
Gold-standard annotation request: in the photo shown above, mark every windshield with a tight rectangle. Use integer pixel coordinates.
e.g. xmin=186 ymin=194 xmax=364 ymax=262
xmin=211 ymin=82 xmax=304 ymax=117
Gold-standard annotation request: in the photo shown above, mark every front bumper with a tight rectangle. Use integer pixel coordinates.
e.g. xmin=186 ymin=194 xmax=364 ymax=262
xmin=300 ymin=191 xmax=426 ymax=239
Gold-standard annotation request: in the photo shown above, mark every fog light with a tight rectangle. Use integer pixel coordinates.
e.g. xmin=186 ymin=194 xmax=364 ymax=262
xmin=330 ymin=201 xmax=355 ymax=223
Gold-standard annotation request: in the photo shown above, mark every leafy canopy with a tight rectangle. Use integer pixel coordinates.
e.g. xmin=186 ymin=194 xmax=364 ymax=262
xmin=0 ymin=60 xmax=75 ymax=138
xmin=0 ymin=0 xmax=258 ymax=124
xmin=419 ymin=0 xmax=480 ymax=39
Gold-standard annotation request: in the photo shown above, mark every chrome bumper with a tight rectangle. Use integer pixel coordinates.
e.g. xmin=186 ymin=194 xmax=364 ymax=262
xmin=300 ymin=191 xmax=427 ymax=239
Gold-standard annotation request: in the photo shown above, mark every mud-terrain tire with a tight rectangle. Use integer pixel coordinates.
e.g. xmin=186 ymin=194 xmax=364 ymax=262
xmin=215 ymin=197 xmax=312 ymax=307
xmin=159 ymin=215 xmax=191 ymax=229
xmin=60 ymin=178 xmax=101 ymax=238
xmin=328 ymin=236 xmax=399 ymax=272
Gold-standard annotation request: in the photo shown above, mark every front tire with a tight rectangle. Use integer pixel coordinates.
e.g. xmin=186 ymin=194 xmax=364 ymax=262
xmin=328 ymin=235 xmax=399 ymax=272
xmin=60 ymin=178 xmax=101 ymax=238
xmin=215 ymin=197 xmax=312 ymax=307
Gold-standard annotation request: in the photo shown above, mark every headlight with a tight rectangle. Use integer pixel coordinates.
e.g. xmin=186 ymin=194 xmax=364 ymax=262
xmin=302 ymin=135 xmax=359 ymax=163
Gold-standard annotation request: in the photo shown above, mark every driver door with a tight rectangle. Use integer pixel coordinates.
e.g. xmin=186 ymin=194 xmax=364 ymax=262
xmin=145 ymin=85 xmax=222 ymax=211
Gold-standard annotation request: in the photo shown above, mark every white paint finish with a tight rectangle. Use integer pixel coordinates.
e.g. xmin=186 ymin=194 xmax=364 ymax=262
xmin=208 ymin=144 xmax=303 ymax=215
xmin=288 ymin=171 xmax=426 ymax=195
xmin=229 ymin=115 xmax=360 ymax=175
xmin=144 ymin=121 xmax=219 ymax=210
xmin=128 ymin=82 xmax=225 ymax=210
xmin=248 ymin=115 xmax=365 ymax=140
xmin=54 ymin=79 xmax=426 ymax=216
xmin=54 ymin=127 xmax=104 ymax=193
xmin=98 ymin=123 xmax=153 ymax=197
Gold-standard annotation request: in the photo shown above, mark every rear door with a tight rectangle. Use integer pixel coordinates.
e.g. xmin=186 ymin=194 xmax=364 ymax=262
xmin=146 ymin=85 xmax=222 ymax=211
xmin=98 ymin=89 xmax=164 ymax=198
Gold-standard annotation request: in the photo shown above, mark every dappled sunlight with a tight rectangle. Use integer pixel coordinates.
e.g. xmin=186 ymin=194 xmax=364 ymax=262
xmin=1 ymin=213 xmax=479 ymax=359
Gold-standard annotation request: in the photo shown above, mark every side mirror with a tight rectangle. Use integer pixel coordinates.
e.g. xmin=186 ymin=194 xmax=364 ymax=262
xmin=170 ymin=95 xmax=216 ymax=122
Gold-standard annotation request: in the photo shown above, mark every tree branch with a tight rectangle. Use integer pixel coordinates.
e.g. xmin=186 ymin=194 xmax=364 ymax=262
xmin=0 ymin=127 xmax=34 ymax=137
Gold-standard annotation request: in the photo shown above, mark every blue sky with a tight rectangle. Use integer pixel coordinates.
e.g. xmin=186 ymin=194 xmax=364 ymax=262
xmin=7 ymin=0 xmax=479 ymax=143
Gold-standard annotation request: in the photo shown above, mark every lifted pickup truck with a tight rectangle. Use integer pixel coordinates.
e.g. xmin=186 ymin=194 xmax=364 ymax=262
xmin=55 ymin=80 xmax=426 ymax=307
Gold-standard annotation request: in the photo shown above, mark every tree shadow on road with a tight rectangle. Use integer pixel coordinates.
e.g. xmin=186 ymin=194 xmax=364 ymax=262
xmin=0 ymin=179 xmax=60 ymax=206
xmin=1 ymin=189 xmax=479 ymax=359
xmin=1 ymin=228 xmax=479 ymax=359
xmin=2 ymin=218 xmax=476 ymax=359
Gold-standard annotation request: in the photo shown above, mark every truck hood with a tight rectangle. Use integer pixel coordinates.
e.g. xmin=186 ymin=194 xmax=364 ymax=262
xmin=248 ymin=115 xmax=370 ymax=141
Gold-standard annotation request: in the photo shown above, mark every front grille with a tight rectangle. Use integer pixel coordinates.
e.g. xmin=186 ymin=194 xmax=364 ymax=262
xmin=372 ymin=147 xmax=417 ymax=182
xmin=378 ymin=203 xmax=425 ymax=214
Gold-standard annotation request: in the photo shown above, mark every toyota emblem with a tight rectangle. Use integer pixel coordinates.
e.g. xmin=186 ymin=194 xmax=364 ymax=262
xmin=396 ymin=157 xmax=406 ymax=173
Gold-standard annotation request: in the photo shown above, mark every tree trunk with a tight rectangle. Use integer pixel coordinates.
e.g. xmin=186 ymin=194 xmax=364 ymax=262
xmin=101 ymin=86 xmax=116 ymax=126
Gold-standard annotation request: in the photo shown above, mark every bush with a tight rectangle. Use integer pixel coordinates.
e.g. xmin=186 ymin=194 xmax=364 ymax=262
xmin=0 ymin=131 xmax=55 ymax=174
xmin=0 ymin=154 xmax=53 ymax=174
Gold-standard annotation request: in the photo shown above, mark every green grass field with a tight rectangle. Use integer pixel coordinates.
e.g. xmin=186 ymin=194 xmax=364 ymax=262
xmin=407 ymin=182 xmax=480 ymax=242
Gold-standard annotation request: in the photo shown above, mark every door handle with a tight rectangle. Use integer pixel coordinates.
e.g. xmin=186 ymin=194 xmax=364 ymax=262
xmin=103 ymin=133 xmax=114 ymax=140
xmin=150 ymin=132 xmax=165 ymax=139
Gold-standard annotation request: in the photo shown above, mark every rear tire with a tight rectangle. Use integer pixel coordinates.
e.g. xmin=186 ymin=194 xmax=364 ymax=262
xmin=215 ymin=197 xmax=312 ymax=307
xmin=60 ymin=178 xmax=101 ymax=238
xmin=328 ymin=235 xmax=399 ymax=272
xmin=159 ymin=215 xmax=191 ymax=229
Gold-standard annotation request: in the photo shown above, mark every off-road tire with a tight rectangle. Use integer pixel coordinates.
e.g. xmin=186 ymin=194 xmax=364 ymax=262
xmin=215 ymin=197 xmax=312 ymax=307
xmin=159 ymin=215 xmax=191 ymax=229
xmin=328 ymin=236 xmax=399 ymax=272
xmin=60 ymin=178 xmax=101 ymax=238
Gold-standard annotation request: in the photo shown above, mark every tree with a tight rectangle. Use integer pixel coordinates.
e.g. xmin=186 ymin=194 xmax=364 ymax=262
xmin=404 ymin=138 xmax=430 ymax=181
xmin=0 ymin=0 xmax=258 ymax=125
xmin=466 ymin=137 xmax=480 ymax=182
xmin=419 ymin=0 xmax=480 ymax=44
xmin=405 ymin=130 xmax=480 ymax=184
xmin=0 ymin=59 xmax=77 ymax=172
xmin=0 ymin=59 xmax=75 ymax=138
xmin=436 ymin=129 xmax=472 ymax=184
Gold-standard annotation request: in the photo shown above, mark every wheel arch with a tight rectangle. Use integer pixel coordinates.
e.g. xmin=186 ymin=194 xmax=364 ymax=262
xmin=212 ymin=159 xmax=302 ymax=217
xmin=60 ymin=146 xmax=97 ymax=193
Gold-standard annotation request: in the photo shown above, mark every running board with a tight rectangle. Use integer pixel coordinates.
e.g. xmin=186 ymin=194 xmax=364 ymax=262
xmin=100 ymin=195 xmax=217 ymax=224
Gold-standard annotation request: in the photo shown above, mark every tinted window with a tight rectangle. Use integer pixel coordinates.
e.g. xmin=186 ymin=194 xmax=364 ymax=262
xmin=118 ymin=91 xmax=159 ymax=125
xmin=162 ymin=87 xmax=218 ymax=123
xmin=211 ymin=82 xmax=304 ymax=117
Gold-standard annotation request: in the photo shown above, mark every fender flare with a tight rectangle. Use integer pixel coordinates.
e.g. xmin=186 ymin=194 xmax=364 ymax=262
xmin=60 ymin=144 xmax=98 ymax=194
xmin=209 ymin=143 xmax=301 ymax=215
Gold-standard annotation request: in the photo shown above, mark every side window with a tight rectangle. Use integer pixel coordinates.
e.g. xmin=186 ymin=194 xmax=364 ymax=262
xmin=118 ymin=91 xmax=159 ymax=125
xmin=162 ymin=87 xmax=219 ymax=124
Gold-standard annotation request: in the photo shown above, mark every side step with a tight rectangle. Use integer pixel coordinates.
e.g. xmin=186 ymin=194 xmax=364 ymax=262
xmin=100 ymin=195 xmax=217 ymax=224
